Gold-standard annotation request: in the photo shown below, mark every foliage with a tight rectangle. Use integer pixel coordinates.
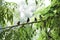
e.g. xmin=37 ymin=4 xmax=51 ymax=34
xmin=34 ymin=0 xmax=60 ymax=40
xmin=0 ymin=1 xmax=17 ymax=27
xmin=0 ymin=0 xmax=60 ymax=40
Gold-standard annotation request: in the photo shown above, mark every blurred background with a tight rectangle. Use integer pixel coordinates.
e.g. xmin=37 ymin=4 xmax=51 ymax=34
xmin=0 ymin=0 xmax=60 ymax=40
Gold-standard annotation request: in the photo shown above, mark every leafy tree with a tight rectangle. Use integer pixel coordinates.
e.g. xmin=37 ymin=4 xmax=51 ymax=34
xmin=0 ymin=0 xmax=60 ymax=40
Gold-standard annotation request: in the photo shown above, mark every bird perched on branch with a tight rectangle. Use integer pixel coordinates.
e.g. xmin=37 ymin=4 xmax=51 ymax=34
xmin=35 ymin=17 xmax=37 ymax=22
xmin=27 ymin=18 xmax=30 ymax=23
xmin=17 ymin=21 xmax=20 ymax=25
xmin=39 ymin=15 xmax=42 ymax=20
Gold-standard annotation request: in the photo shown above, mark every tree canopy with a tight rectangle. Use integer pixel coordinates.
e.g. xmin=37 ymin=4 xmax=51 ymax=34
xmin=0 ymin=0 xmax=60 ymax=40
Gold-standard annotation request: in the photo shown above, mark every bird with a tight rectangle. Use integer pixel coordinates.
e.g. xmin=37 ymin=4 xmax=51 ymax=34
xmin=35 ymin=0 xmax=38 ymax=5
xmin=39 ymin=15 xmax=42 ymax=20
xmin=35 ymin=17 xmax=37 ymax=22
xmin=27 ymin=18 xmax=30 ymax=23
xmin=17 ymin=21 xmax=20 ymax=25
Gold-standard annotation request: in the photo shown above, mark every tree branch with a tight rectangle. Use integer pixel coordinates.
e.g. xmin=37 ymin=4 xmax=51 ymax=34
xmin=0 ymin=21 xmax=42 ymax=30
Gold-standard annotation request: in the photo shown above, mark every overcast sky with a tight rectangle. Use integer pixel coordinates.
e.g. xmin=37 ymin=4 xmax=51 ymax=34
xmin=4 ymin=0 xmax=51 ymax=24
